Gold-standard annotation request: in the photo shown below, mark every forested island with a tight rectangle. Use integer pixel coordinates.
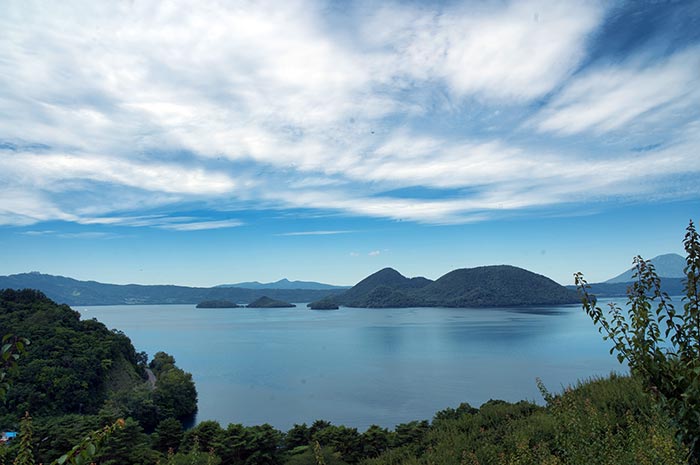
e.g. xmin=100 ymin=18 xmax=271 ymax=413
xmin=309 ymin=265 xmax=580 ymax=309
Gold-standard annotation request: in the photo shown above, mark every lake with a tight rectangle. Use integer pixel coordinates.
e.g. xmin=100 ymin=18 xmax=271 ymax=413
xmin=78 ymin=301 xmax=625 ymax=431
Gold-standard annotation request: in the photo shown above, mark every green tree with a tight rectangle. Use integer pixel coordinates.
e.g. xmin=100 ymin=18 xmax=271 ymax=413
xmin=576 ymin=219 xmax=700 ymax=463
xmin=153 ymin=366 xmax=197 ymax=421
xmin=153 ymin=418 xmax=184 ymax=454
xmin=285 ymin=423 xmax=312 ymax=449
xmin=94 ymin=417 xmax=154 ymax=465
xmin=360 ymin=425 xmax=390 ymax=459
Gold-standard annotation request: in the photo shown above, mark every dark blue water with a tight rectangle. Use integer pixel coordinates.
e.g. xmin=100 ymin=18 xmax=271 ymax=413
xmin=78 ymin=301 xmax=625 ymax=430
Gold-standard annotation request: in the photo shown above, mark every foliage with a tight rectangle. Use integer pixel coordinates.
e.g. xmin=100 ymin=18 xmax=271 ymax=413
xmin=92 ymin=418 xmax=154 ymax=465
xmin=575 ymin=219 xmax=700 ymax=462
xmin=362 ymin=375 xmax=686 ymax=465
xmin=0 ymin=335 xmax=29 ymax=402
xmin=152 ymin=418 xmax=184 ymax=454
xmin=0 ymin=289 xmax=197 ymax=464
xmin=13 ymin=412 xmax=34 ymax=465
xmin=0 ymin=289 xmax=142 ymax=417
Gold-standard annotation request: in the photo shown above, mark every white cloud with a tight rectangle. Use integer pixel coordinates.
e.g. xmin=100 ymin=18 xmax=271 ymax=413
xmin=0 ymin=0 xmax=698 ymax=229
xmin=368 ymin=250 xmax=381 ymax=256
xmin=362 ymin=0 xmax=603 ymax=101
xmin=533 ymin=46 xmax=700 ymax=135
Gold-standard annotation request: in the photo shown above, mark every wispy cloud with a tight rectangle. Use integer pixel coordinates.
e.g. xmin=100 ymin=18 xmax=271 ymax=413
xmin=156 ymin=219 xmax=243 ymax=231
xmin=276 ymin=230 xmax=355 ymax=236
xmin=533 ymin=46 xmax=700 ymax=135
xmin=0 ymin=1 xmax=698 ymax=228
xmin=368 ymin=250 xmax=381 ymax=256
xmin=21 ymin=230 xmax=121 ymax=239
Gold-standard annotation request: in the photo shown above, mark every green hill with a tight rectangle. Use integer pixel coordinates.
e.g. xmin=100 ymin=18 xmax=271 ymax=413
xmin=310 ymin=265 xmax=579 ymax=308
xmin=417 ymin=265 xmax=580 ymax=307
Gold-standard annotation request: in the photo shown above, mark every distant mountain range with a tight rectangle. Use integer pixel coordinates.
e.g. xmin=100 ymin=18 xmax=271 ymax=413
xmin=309 ymin=265 xmax=580 ymax=309
xmin=216 ymin=278 xmax=348 ymax=291
xmin=567 ymin=253 xmax=687 ymax=297
xmin=0 ymin=272 xmax=337 ymax=306
xmin=7 ymin=253 xmax=684 ymax=307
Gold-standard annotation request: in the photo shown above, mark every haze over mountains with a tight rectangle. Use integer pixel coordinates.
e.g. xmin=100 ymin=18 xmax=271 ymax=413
xmin=0 ymin=272 xmax=335 ymax=306
xmin=216 ymin=278 xmax=348 ymax=291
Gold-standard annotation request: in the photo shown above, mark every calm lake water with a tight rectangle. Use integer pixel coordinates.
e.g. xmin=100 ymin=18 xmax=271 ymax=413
xmin=78 ymin=301 xmax=626 ymax=431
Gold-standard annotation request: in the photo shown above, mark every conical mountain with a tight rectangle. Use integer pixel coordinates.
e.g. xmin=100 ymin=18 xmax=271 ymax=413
xmin=333 ymin=268 xmax=432 ymax=307
xmin=606 ymin=253 xmax=685 ymax=283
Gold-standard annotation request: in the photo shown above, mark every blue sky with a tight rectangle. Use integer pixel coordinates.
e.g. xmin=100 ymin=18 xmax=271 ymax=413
xmin=0 ymin=0 xmax=698 ymax=287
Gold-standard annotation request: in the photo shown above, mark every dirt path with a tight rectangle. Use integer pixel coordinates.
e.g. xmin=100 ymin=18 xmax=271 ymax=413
xmin=145 ymin=368 xmax=156 ymax=389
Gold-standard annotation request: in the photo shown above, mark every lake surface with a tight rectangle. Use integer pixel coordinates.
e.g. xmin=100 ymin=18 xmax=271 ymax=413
xmin=78 ymin=301 xmax=626 ymax=431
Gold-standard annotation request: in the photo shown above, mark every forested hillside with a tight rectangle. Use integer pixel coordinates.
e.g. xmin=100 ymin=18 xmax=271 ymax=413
xmin=0 ymin=289 xmax=198 ymax=464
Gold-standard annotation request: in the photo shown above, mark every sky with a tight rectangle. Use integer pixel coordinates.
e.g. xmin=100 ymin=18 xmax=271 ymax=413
xmin=0 ymin=0 xmax=699 ymax=287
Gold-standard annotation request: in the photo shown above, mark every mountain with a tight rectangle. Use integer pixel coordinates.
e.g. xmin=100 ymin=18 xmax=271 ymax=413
xmin=332 ymin=267 xmax=432 ymax=307
xmin=309 ymin=265 xmax=579 ymax=309
xmin=0 ymin=272 xmax=338 ymax=306
xmin=216 ymin=278 xmax=349 ymax=290
xmin=606 ymin=253 xmax=685 ymax=283
xmin=417 ymin=265 xmax=580 ymax=307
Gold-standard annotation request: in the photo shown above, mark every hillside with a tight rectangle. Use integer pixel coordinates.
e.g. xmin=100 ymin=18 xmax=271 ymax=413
xmin=0 ymin=272 xmax=338 ymax=306
xmin=310 ymin=265 xmax=579 ymax=308
xmin=0 ymin=288 xmax=144 ymax=417
xmin=606 ymin=253 xmax=685 ymax=283
xmin=0 ymin=289 xmax=198 ymax=434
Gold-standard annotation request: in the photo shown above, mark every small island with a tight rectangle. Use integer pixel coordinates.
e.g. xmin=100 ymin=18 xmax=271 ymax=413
xmin=247 ymin=296 xmax=296 ymax=308
xmin=196 ymin=300 xmax=241 ymax=308
xmin=307 ymin=300 xmax=339 ymax=310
